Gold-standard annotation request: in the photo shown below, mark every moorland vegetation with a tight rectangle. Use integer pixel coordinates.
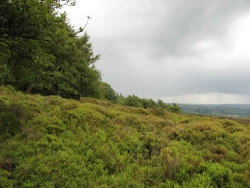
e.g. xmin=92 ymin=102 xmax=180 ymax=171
xmin=0 ymin=86 xmax=250 ymax=187
xmin=1 ymin=0 xmax=250 ymax=187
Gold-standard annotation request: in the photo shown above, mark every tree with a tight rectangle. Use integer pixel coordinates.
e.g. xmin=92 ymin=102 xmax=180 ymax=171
xmin=157 ymin=99 xmax=168 ymax=108
xmin=125 ymin=95 xmax=143 ymax=108
xmin=0 ymin=0 xmax=101 ymax=99
xmin=100 ymin=82 xmax=117 ymax=102
xmin=170 ymin=103 xmax=181 ymax=113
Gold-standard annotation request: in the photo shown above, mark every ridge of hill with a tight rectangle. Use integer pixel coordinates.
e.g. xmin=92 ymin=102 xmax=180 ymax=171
xmin=0 ymin=86 xmax=250 ymax=187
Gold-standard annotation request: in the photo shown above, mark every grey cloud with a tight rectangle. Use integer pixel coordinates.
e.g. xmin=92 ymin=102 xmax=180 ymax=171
xmin=150 ymin=0 xmax=250 ymax=57
xmin=64 ymin=0 xmax=250 ymax=103
xmin=146 ymin=68 xmax=250 ymax=97
xmin=98 ymin=0 xmax=250 ymax=58
xmin=103 ymin=63 xmax=250 ymax=98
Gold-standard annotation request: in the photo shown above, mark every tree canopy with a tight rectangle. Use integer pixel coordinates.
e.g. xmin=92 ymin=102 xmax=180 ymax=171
xmin=0 ymin=0 xmax=101 ymax=99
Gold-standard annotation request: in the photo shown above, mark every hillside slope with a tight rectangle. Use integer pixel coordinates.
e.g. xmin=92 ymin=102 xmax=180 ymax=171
xmin=0 ymin=86 xmax=250 ymax=187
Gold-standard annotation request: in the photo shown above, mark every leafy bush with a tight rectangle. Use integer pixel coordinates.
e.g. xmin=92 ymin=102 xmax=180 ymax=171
xmin=0 ymin=111 xmax=21 ymax=138
xmin=199 ymin=162 xmax=233 ymax=188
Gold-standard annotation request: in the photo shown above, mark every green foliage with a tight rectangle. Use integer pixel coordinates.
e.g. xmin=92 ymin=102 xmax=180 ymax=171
xmin=0 ymin=65 xmax=14 ymax=85
xmin=99 ymin=82 xmax=117 ymax=102
xmin=68 ymin=76 xmax=182 ymax=114
xmin=124 ymin=95 xmax=144 ymax=108
xmin=198 ymin=162 xmax=233 ymax=188
xmin=0 ymin=95 xmax=30 ymax=140
xmin=0 ymin=169 xmax=14 ymax=188
xmin=0 ymin=88 xmax=250 ymax=187
xmin=0 ymin=0 xmax=101 ymax=99
xmin=114 ymin=93 xmax=181 ymax=113
xmin=170 ymin=103 xmax=182 ymax=113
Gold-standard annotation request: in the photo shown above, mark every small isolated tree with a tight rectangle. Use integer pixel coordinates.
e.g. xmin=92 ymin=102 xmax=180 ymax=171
xmin=170 ymin=103 xmax=181 ymax=113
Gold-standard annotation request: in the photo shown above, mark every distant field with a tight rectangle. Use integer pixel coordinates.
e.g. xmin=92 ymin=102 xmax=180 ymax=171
xmin=179 ymin=104 xmax=250 ymax=118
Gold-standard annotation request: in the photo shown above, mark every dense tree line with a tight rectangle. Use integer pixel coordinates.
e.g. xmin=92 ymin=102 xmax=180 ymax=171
xmin=0 ymin=0 xmax=101 ymax=99
xmin=120 ymin=95 xmax=181 ymax=113
xmin=0 ymin=0 xmax=181 ymax=112
xmin=101 ymin=82 xmax=181 ymax=113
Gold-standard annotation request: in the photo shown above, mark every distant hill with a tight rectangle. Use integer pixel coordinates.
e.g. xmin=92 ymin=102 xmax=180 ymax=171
xmin=179 ymin=104 xmax=250 ymax=118
xmin=1 ymin=86 xmax=250 ymax=187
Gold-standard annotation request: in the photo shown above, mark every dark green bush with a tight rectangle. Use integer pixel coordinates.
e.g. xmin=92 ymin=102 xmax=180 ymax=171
xmin=0 ymin=111 xmax=21 ymax=137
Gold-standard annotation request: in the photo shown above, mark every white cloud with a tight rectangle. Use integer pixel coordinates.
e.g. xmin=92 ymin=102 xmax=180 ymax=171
xmin=228 ymin=13 xmax=250 ymax=62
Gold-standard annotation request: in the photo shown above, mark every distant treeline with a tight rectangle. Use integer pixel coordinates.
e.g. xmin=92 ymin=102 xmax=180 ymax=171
xmin=100 ymin=82 xmax=181 ymax=113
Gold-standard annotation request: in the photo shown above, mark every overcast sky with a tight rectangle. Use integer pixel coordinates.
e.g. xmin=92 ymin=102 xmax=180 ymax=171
xmin=62 ymin=0 xmax=250 ymax=104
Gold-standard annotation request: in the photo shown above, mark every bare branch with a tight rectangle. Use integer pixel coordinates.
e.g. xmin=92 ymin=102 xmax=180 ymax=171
xmin=74 ymin=16 xmax=91 ymax=35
